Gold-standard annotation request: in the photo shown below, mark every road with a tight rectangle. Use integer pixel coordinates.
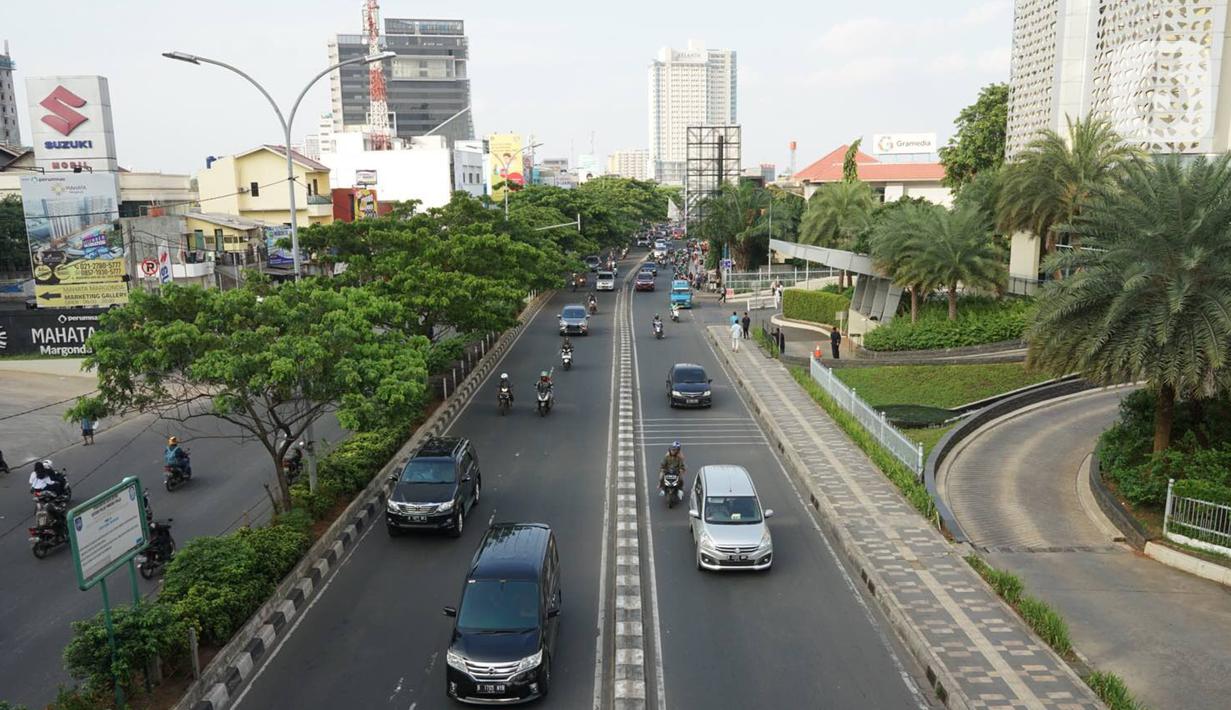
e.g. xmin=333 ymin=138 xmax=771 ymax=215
xmin=233 ymin=249 xmax=930 ymax=710
xmin=0 ymin=396 xmax=343 ymax=707
xmin=941 ymin=388 xmax=1231 ymax=710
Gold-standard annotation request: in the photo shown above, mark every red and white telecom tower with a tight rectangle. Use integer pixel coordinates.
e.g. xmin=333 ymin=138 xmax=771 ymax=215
xmin=362 ymin=0 xmax=392 ymax=150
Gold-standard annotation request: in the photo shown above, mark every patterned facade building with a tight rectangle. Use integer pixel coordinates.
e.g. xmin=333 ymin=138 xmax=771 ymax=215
xmin=1007 ymin=0 xmax=1230 ymax=158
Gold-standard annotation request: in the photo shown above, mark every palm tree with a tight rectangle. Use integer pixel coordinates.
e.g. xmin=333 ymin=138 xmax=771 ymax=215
xmin=1027 ymin=155 xmax=1231 ymax=452
xmin=694 ymin=180 xmax=769 ymax=270
xmin=869 ymin=201 xmax=941 ymax=323
xmin=997 ymin=114 xmax=1138 ymax=258
xmin=911 ymin=204 xmax=1005 ymax=320
xmin=799 ymin=181 xmax=876 ymax=288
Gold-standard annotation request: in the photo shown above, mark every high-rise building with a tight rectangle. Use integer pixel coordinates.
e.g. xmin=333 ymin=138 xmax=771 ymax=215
xmin=607 ymin=149 xmax=650 ymax=180
xmin=303 ymin=113 xmax=335 ymax=161
xmin=649 ymin=41 xmax=737 ymax=184
xmin=328 ymin=18 xmax=474 ymax=144
xmin=0 ymin=41 xmax=20 ymax=146
xmin=1006 ymin=0 xmax=1231 ymax=158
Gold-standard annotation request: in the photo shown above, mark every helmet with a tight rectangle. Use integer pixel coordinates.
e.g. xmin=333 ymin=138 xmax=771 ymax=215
xmin=34 ymin=460 xmax=50 ymax=475
xmin=669 ymin=441 xmax=681 ymax=452
xmin=500 ymin=372 xmax=509 ymax=380
xmin=540 ymin=370 xmax=549 ymax=378
xmin=167 ymin=436 xmax=179 ymax=446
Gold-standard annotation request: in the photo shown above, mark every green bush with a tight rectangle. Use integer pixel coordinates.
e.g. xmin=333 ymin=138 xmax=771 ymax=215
xmin=426 ymin=335 xmax=470 ymax=375
xmin=820 ymin=284 xmax=855 ymax=300
xmin=317 ymin=428 xmax=402 ymax=497
xmin=160 ymin=535 xmax=276 ymax=645
xmin=47 ymin=687 xmax=109 ymax=710
xmin=1084 ymin=671 xmax=1144 ymax=710
xmin=62 ymin=602 xmax=186 ymax=694
xmin=1017 ymin=596 xmax=1072 ymax=656
xmin=862 ymin=296 xmax=1033 ymax=351
xmin=0 ymin=700 xmax=29 ymax=710
xmin=783 ymin=288 xmax=850 ymax=327
xmin=1173 ymin=479 xmax=1231 ymax=507
xmin=236 ymin=522 xmax=311 ymax=585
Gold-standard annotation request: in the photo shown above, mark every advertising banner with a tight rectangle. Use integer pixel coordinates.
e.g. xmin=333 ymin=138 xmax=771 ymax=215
xmin=20 ymin=173 xmax=127 ymax=309
xmin=355 ymin=169 xmax=377 ymax=187
xmin=157 ymin=245 xmax=173 ymax=284
xmin=264 ymin=225 xmax=298 ymax=268
xmin=487 ymin=133 xmax=524 ymax=203
xmin=0 ymin=308 xmax=105 ymax=357
xmin=353 ymin=189 xmax=378 ymax=220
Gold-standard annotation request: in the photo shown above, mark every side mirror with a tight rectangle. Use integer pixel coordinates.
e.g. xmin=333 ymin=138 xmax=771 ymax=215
xmin=764 ymin=509 xmax=774 ymax=518
xmin=556 ymin=314 xmax=562 ymax=319
xmin=547 ymin=607 xmax=560 ymax=619
xmin=387 ymin=472 xmax=399 ymax=483
xmin=443 ymin=606 xmax=457 ymax=617
xmin=688 ymin=508 xmax=699 ymax=518
xmin=708 ymin=378 xmax=713 ymax=383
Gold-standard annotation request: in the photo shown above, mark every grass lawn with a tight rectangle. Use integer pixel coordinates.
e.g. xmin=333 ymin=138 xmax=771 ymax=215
xmin=904 ymin=424 xmax=953 ymax=458
xmin=834 ymin=363 xmax=1051 ymax=409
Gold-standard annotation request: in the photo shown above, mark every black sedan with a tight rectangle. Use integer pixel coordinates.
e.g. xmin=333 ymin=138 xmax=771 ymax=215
xmin=667 ymin=363 xmax=713 ymax=408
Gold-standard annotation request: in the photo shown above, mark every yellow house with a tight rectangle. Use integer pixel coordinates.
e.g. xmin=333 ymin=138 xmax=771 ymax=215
xmin=183 ymin=213 xmax=266 ymax=253
xmin=194 ymin=145 xmax=333 ymax=227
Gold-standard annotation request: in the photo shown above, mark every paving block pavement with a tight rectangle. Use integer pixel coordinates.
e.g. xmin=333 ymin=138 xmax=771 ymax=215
xmin=705 ymin=325 xmax=1102 ymax=710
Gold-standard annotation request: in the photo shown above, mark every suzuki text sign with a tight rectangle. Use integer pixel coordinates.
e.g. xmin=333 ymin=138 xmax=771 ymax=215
xmin=26 ymin=76 xmax=119 ymax=173
xmin=871 ymin=133 xmax=937 ymax=156
xmin=68 ymin=477 xmax=149 ymax=590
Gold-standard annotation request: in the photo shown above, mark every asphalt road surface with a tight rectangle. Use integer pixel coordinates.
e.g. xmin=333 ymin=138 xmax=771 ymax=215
xmin=233 ymin=248 xmax=931 ymax=710
xmin=0 ymin=403 xmax=343 ymax=707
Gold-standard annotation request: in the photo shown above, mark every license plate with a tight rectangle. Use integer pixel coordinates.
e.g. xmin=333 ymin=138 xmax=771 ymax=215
xmin=411 ymin=515 xmax=427 ymax=522
xmin=728 ymin=554 xmax=749 ymax=561
xmin=477 ymin=683 xmax=506 ymax=694
xmin=686 ymin=398 xmax=698 ymax=404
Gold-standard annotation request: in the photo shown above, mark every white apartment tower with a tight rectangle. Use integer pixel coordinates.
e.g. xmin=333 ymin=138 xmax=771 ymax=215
xmin=607 ymin=149 xmax=650 ymax=180
xmin=1007 ymin=0 xmax=1231 ymax=158
xmin=0 ymin=41 xmax=20 ymax=146
xmin=649 ymin=41 xmax=737 ymax=184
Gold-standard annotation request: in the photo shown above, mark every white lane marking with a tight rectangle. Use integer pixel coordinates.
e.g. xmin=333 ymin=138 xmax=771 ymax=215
xmin=699 ymin=333 xmax=930 ymax=710
xmin=627 ymin=291 xmax=667 ymax=710
xmin=231 ymin=296 xmax=552 ymax=709
xmin=388 ymin=676 xmax=404 ymax=703
xmin=592 ymin=285 xmax=622 ymax=710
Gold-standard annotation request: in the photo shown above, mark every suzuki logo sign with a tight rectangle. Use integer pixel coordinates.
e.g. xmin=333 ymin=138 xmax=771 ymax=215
xmin=39 ymin=85 xmax=89 ymax=136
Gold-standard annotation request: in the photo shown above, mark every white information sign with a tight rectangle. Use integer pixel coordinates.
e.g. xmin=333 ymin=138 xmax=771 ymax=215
xmin=871 ymin=133 xmax=938 ymax=155
xmin=70 ymin=479 xmax=147 ymax=588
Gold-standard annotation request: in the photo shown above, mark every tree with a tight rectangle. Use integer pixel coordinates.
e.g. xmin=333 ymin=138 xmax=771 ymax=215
xmin=997 ymin=114 xmax=1139 ymax=258
xmin=870 ymin=200 xmax=940 ymax=323
xmin=842 ymin=139 xmax=863 ymax=183
xmin=939 ymin=83 xmax=1009 ymax=188
xmin=910 ymin=204 xmax=1006 ymax=320
xmin=1027 ymin=155 xmax=1231 ymax=453
xmin=67 ymin=282 xmax=429 ymax=512
xmin=799 ymin=181 xmax=877 ymax=288
xmin=693 ymin=180 xmax=771 ymax=270
xmin=0 ymin=195 xmax=27 ymax=274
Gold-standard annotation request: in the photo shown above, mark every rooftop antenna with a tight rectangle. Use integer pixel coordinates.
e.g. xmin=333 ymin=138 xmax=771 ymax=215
xmin=363 ymin=0 xmax=392 ymax=150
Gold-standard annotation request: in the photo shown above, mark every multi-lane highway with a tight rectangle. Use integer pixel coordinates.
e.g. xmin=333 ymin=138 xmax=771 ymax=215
xmin=0 ymin=398 xmax=343 ymax=706
xmin=231 ymin=248 xmax=933 ymax=709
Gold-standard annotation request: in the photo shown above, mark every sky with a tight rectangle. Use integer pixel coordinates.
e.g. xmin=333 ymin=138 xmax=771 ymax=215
xmin=4 ymin=0 xmax=1012 ymax=176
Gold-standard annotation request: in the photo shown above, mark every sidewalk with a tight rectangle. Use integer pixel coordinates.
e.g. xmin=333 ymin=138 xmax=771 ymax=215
xmin=705 ymin=325 xmax=1101 ymax=710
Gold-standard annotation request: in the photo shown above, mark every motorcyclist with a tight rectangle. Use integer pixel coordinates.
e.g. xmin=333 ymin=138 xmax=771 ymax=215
xmin=561 ymin=337 xmax=574 ymax=356
xmin=588 ymin=293 xmax=598 ymax=310
xmin=164 ymin=436 xmax=191 ymax=477
xmin=498 ymin=372 xmax=514 ymax=403
xmin=652 ymin=313 xmax=663 ymax=333
xmin=659 ymin=441 xmax=686 ymax=493
xmin=29 ymin=460 xmax=67 ymax=497
xmin=670 ymin=303 xmax=681 ymax=320
xmin=570 ymin=272 xmax=578 ymax=290
xmin=536 ymin=370 xmax=554 ymax=396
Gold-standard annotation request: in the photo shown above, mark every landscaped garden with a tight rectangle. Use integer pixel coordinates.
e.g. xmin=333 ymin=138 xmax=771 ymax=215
xmin=861 ymin=296 xmax=1034 ymax=352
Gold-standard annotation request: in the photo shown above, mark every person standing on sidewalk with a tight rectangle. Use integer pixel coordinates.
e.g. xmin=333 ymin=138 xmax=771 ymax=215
xmin=773 ymin=326 xmax=785 ymax=356
xmin=730 ymin=320 xmax=742 ymax=352
xmin=80 ymin=417 xmax=95 ymax=446
xmin=729 ymin=311 xmax=739 ymax=327
xmin=830 ymin=327 xmax=842 ymax=359
xmin=741 ymin=312 xmax=751 ymax=339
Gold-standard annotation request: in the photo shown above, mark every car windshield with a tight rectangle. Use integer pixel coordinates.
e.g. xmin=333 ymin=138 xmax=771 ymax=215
xmin=457 ymin=579 xmax=540 ymax=632
xmin=598 ymin=272 xmax=613 ymax=279
xmin=562 ymin=307 xmax=586 ymax=318
xmin=704 ymin=495 xmax=763 ymax=524
xmin=637 ymin=273 xmax=653 ymax=280
xmin=399 ymin=459 xmax=455 ymax=484
xmin=673 ymin=367 xmax=707 ymax=384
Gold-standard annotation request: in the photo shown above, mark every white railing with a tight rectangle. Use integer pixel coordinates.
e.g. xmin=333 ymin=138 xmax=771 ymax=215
xmin=809 ymin=355 xmax=925 ymax=477
xmin=1164 ymin=479 xmax=1231 ymax=556
xmin=723 ymin=266 xmax=838 ymax=295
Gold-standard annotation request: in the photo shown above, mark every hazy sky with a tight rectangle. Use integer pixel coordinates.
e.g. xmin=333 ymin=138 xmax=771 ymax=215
xmin=5 ymin=0 xmax=1011 ymax=175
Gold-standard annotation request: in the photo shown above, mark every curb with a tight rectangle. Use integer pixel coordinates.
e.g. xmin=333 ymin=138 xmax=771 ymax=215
xmin=1086 ymin=452 xmax=1151 ymax=549
xmin=176 ymin=292 xmax=553 ymax=710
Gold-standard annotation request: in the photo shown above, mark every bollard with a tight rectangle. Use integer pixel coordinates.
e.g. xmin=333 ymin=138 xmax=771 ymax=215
xmin=443 ymin=375 xmax=449 ymax=400
xmin=452 ymin=367 xmax=458 ymax=393
xmin=189 ymin=627 xmax=201 ymax=680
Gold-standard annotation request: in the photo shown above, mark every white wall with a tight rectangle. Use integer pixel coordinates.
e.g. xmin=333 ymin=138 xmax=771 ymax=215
xmin=452 ymin=141 xmax=486 ymax=198
xmin=900 ymin=183 xmax=953 ymax=207
xmin=321 ymin=133 xmax=454 ymax=209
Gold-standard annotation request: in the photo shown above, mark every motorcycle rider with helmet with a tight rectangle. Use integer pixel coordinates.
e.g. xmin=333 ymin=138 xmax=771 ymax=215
xmin=29 ymin=460 xmax=67 ymax=497
xmin=658 ymin=441 xmax=686 ymax=494
xmin=561 ymin=336 xmax=574 ymax=358
xmin=164 ymin=436 xmax=191 ymax=478
xmin=498 ymin=372 xmax=514 ymax=404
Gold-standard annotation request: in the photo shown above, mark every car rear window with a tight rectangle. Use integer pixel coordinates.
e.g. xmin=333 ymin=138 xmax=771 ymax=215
xmin=673 ymin=367 xmax=707 ymax=384
xmin=637 ymin=273 xmax=654 ymax=280
xmin=598 ymin=272 xmax=613 ymax=279
xmin=457 ymin=579 xmax=540 ymax=631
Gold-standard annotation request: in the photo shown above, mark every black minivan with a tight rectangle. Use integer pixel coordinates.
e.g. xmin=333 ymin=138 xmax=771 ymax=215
xmin=444 ymin=523 xmax=561 ymax=704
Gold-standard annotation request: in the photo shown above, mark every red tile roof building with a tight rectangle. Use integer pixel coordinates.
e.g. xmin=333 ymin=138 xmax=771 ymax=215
xmin=793 ymin=145 xmax=951 ymax=205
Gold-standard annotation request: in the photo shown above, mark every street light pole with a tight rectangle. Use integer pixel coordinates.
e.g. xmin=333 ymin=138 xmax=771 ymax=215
xmin=499 ymin=142 xmax=543 ymax=220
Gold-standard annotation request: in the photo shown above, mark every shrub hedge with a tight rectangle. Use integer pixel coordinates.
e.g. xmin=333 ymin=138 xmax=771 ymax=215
xmin=783 ymin=288 xmax=850 ymax=327
xmin=862 ymin=296 xmax=1033 ymax=352
xmin=62 ymin=602 xmax=187 ymax=695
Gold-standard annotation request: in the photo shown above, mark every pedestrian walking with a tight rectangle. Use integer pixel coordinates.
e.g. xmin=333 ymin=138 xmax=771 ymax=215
xmin=730 ymin=320 xmax=742 ymax=352
xmin=741 ymin=312 xmax=751 ymax=339
xmin=718 ymin=281 xmax=727 ymax=303
xmin=830 ymin=327 xmax=843 ymax=359
xmin=773 ymin=326 xmax=785 ymax=355
xmin=80 ymin=417 xmax=95 ymax=445
xmin=774 ymin=283 xmax=783 ymax=311
xmin=729 ymin=311 xmax=739 ymax=327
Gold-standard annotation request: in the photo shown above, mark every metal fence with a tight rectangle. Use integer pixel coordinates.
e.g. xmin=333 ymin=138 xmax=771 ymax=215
xmin=809 ymin=355 xmax=925 ymax=476
xmin=1164 ymin=479 xmax=1231 ymax=555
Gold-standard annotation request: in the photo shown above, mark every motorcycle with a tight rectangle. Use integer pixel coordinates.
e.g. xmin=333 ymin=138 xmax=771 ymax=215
xmin=588 ymin=300 xmax=598 ymax=316
xmin=670 ymin=306 xmax=680 ymax=322
xmin=561 ymin=349 xmax=573 ymax=370
xmin=497 ymin=386 xmax=513 ymax=416
xmin=283 ymin=445 xmax=305 ymax=487
xmin=28 ymin=491 xmax=70 ymax=559
xmin=164 ymin=449 xmax=192 ymax=492
xmin=653 ymin=320 xmax=664 ymax=340
xmin=660 ymin=469 xmax=684 ymax=509
xmin=137 ymin=519 xmax=176 ymax=579
xmin=536 ymin=388 xmax=553 ymax=417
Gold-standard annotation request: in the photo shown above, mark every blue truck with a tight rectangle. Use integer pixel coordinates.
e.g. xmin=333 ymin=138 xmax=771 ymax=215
xmin=669 ymin=279 xmax=693 ymax=309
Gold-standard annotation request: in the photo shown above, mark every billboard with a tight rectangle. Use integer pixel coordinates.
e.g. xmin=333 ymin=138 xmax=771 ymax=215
xmin=26 ymin=76 xmax=119 ymax=173
xmin=872 ymin=133 xmax=938 ymax=155
xmin=355 ymin=169 xmax=377 ymax=187
xmin=0 ymin=308 xmax=105 ymax=357
xmin=264 ymin=225 xmax=296 ymax=268
xmin=20 ymin=173 xmax=127 ymax=309
xmin=487 ymin=133 xmax=524 ymax=203
xmin=354 ymin=189 xmax=378 ymax=220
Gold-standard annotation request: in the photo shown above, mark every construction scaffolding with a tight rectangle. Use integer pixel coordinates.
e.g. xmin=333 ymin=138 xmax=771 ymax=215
xmin=685 ymin=125 xmax=742 ymax=230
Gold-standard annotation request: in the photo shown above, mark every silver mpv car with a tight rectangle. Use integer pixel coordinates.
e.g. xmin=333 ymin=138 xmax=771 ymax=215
xmin=689 ymin=465 xmax=774 ymax=571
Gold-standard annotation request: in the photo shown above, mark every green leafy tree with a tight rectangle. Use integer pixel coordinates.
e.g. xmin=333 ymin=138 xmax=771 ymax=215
xmin=1027 ymin=155 xmax=1231 ymax=452
xmin=939 ymin=83 xmax=1009 ymax=188
xmin=67 ymin=283 xmax=429 ymax=511
xmin=910 ymin=204 xmax=1006 ymax=320
xmin=693 ymin=180 xmax=773 ymax=270
xmin=842 ymin=139 xmax=863 ymax=183
xmin=954 ymin=166 xmax=1004 ymax=226
xmin=997 ymin=114 xmax=1138 ymax=258
xmin=0 ymin=195 xmax=27 ymax=274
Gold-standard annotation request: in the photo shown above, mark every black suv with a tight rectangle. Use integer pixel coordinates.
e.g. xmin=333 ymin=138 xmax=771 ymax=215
xmin=386 ymin=437 xmax=481 ymax=538
xmin=444 ymin=523 xmax=561 ymax=704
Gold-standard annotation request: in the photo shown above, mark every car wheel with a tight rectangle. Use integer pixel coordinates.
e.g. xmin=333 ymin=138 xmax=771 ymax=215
xmin=472 ymin=477 xmax=481 ymax=506
xmin=449 ymin=510 xmax=464 ymax=538
xmin=539 ymin=653 xmax=552 ymax=698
